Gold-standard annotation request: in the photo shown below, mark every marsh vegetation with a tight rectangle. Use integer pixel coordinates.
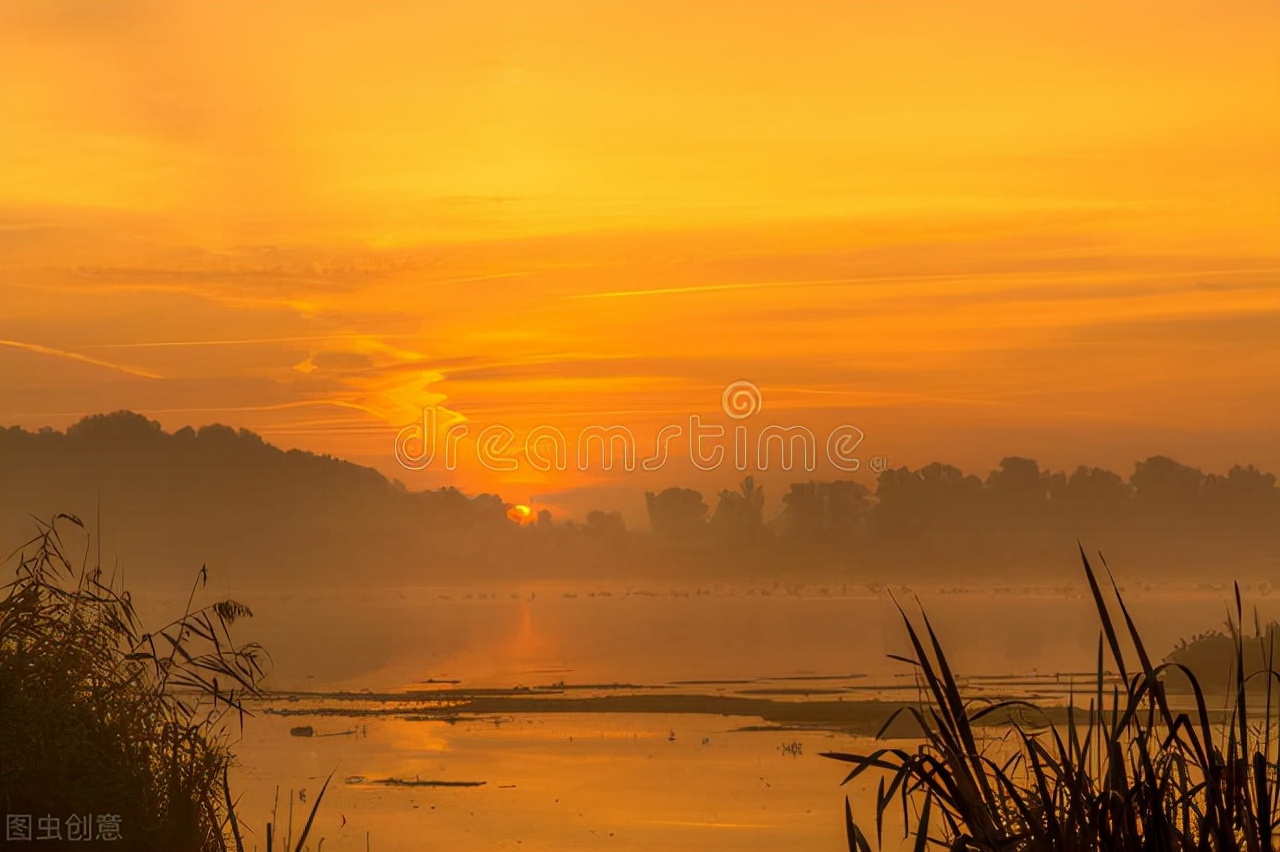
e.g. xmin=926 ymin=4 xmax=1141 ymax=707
xmin=826 ymin=549 xmax=1280 ymax=851
xmin=0 ymin=515 xmax=329 ymax=851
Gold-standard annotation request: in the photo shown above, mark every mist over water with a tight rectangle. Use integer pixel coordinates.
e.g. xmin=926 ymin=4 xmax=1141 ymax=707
xmin=209 ymin=578 xmax=1280 ymax=852
xmin=133 ymin=580 xmax=1280 ymax=691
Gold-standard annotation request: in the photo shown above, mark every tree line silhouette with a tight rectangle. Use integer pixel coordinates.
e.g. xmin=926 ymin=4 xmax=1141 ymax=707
xmin=1 ymin=412 xmax=1276 ymax=586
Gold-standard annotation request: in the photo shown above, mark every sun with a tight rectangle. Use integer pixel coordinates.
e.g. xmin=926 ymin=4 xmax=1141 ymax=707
xmin=506 ymin=504 xmax=533 ymax=524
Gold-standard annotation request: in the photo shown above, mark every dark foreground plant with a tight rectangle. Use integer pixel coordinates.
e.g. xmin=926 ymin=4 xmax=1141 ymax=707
xmin=0 ymin=514 xmax=330 ymax=851
xmin=824 ymin=547 xmax=1280 ymax=852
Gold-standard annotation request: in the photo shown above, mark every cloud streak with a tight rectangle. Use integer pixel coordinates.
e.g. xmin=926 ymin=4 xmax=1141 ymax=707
xmin=0 ymin=339 xmax=163 ymax=379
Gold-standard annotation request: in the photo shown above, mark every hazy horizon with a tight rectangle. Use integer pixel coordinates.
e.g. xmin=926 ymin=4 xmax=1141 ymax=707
xmin=3 ymin=2 xmax=1278 ymax=517
xmin=4 ymin=411 xmax=1276 ymax=597
xmin=6 ymin=408 xmax=1280 ymax=528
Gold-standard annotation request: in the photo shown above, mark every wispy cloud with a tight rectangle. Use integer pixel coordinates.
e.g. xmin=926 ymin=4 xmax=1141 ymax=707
xmin=0 ymin=339 xmax=162 ymax=379
xmin=569 ymin=272 xmax=980 ymax=300
xmin=570 ymin=266 xmax=1280 ymax=302
xmin=82 ymin=334 xmax=409 ymax=349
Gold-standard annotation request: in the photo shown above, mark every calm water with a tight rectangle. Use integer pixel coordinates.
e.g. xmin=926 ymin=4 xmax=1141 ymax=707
xmin=187 ymin=581 xmax=1279 ymax=690
xmin=230 ymin=711 xmax=880 ymax=852
xmin=187 ymin=582 xmax=1278 ymax=851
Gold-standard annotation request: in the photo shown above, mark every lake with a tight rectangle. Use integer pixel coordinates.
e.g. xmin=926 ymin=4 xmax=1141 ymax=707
xmin=195 ymin=581 xmax=1277 ymax=851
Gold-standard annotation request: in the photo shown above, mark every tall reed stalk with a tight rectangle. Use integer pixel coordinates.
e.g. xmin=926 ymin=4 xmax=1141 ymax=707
xmin=824 ymin=547 xmax=1279 ymax=852
xmin=0 ymin=514 xmax=331 ymax=851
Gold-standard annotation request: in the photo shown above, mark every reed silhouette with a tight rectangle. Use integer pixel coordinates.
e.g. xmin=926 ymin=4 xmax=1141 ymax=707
xmin=824 ymin=547 xmax=1280 ymax=851
xmin=0 ymin=514 xmax=330 ymax=851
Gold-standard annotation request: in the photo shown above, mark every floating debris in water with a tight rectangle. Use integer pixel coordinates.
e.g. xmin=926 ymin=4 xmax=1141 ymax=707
xmin=345 ymin=775 xmax=487 ymax=788
xmin=289 ymin=724 xmax=356 ymax=738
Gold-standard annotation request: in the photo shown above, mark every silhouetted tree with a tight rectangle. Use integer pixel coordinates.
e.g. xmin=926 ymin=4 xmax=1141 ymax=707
xmin=780 ymin=480 xmax=870 ymax=543
xmin=1064 ymin=466 xmax=1130 ymax=504
xmin=644 ymin=487 xmax=708 ymax=543
xmin=986 ymin=457 xmax=1045 ymax=501
xmin=1131 ymin=456 xmax=1205 ymax=506
xmin=710 ymin=477 xmax=765 ymax=546
xmin=586 ymin=509 xmax=627 ymax=542
xmin=65 ymin=411 xmax=165 ymax=446
xmin=1205 ymin=465 xmax=1278 ymax=503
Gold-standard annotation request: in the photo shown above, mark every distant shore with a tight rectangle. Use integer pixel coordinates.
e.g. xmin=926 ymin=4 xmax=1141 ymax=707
xmin=258 ymin=681 xmax=1114 ymax=736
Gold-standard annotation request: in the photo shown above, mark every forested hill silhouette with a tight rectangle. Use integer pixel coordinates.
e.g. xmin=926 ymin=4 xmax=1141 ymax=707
xmin=2 ymin=412 xmax=1277 ymax=589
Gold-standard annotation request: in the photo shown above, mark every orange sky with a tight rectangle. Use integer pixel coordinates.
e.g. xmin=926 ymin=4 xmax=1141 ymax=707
xmin=1 ymin=1 xmax=1278 ymax=516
